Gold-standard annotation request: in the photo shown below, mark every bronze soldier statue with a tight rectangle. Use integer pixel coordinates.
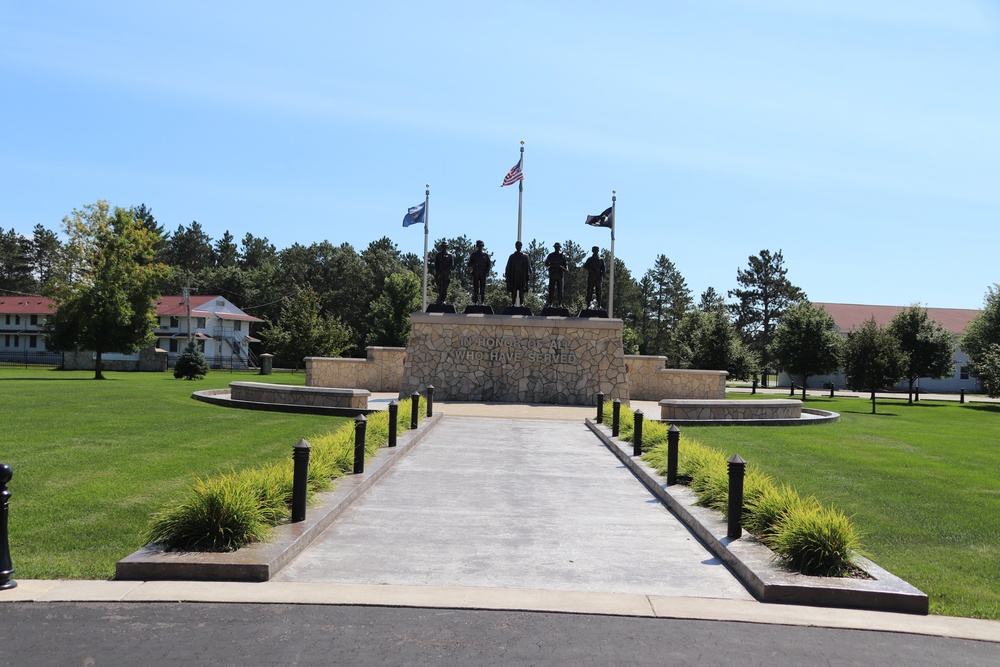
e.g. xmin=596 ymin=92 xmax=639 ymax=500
xmin=504 ymin=241 xmax=531 ymax=307
xmin=467 ymin=240 xmax=491 ymax=305
xmin=544 ymin=242 xmax=569 ymax=307
xmin=433 ymin=241 xmax=454 ymax=304
xmin=583 ymin=246 xmax=606 ymax=309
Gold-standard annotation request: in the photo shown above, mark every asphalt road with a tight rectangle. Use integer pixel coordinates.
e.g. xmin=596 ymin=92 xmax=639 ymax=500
xmin=2 ymin=602 xmax=996 ymax=667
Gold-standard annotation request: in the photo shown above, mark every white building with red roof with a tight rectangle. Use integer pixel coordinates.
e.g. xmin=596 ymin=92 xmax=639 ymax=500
xmin=0 ymin=296 xmax=58 ymax=358
xmin=1 ymin=294 xmax=263 ymax=370
xmin=152 ymin=295 xmax=263 ymax=369
xmin=778 ymin=302 xmax=981 ymax=394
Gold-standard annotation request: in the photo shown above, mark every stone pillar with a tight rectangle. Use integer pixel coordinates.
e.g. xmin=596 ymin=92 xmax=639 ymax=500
xmin=260 ymin=353 xmax=273 ymax=375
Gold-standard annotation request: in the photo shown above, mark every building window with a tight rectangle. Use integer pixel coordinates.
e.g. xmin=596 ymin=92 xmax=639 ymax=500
xmin=14 ymin=315 xmax=20 ymax=325
xmin=4 ymin=335 xmax=8 ymax=347
xmin=197 ymin=340 xmax=205 ymax=352
xmin=4 ymin=315 xmax=8 ymax=325
xmin=30 ymin=314 xmax=38 ymax=326
xmin=960 ymin=366 xmax=970 ymax=380
xmin=169 ymin=339 xmax=179 ymax=353
xmin=234 ymin=320 xmax=242 ymax=332
xmin=170 ymin=316 xmax=180 ymax=329
xmin=29 ymin=336 xmax=37 ymax=348
xmin=196 ymin=317 xmax=206 ymax=329
xmin=13 ymin=336 xmax=18 ymax=348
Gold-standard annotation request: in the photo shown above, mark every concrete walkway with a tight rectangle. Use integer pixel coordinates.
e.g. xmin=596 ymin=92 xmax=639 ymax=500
xmin=274 ymin=415 xmax=752 ymax=600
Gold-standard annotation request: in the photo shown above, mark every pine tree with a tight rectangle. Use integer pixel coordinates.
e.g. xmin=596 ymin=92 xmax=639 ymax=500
xmin=174 ymin=341 xmax=209 ymax=380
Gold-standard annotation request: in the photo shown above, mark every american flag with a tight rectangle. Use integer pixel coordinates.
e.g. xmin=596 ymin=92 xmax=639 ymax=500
xmin=501 ymin=157 xmax=524 ymax=187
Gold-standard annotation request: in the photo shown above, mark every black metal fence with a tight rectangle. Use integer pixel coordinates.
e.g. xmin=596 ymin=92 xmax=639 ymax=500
xmin=0 ymin=351 xmax=63 ymax=368
xmin=166 ymin=354 xmax=259 ymax=373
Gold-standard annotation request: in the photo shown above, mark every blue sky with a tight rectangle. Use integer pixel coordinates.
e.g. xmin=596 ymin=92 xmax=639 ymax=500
xmin=2 ymin=1 xmax=998 ymax=309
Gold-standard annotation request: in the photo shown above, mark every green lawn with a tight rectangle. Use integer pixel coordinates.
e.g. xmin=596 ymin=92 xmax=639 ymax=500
xmin=0 ymin=367 xmax=346 ymax=579
xmin=683 ymin=394 xmax=1000 ymax=620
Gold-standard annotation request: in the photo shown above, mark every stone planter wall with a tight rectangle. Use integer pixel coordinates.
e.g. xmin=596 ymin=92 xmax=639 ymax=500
xmin=306 ymin=346 xmax=405 ymax=391
xmin=399 ymin=313 xmax=629 ymax=405
xmin=659 ymin=399 xmax=801 ymax=421
xmin=627 ymin=356 xmax=727 ymax=400
xmin=230 ymin=382 xmax=369 ymax=409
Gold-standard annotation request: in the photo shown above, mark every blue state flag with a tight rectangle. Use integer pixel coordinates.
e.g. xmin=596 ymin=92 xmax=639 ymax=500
xmin=402 ymin=202 xmax=425 ymax=227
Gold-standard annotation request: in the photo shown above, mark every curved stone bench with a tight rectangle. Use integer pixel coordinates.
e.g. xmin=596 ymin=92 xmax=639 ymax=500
xmin=230 ymin=382 xmax=369 ymax=410
xmin=660 ymin=398 xmax=801 ymax=421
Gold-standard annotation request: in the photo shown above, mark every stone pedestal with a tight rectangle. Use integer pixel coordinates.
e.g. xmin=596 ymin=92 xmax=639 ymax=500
xmin=399 ymin=313 xmax=629 ymax=405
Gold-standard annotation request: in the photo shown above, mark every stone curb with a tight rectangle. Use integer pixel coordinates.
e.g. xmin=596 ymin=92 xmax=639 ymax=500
xmin=115 ymin=413 xmax=444 ymax=582
xmin=584 ymin=418 xmax=929 ymax=615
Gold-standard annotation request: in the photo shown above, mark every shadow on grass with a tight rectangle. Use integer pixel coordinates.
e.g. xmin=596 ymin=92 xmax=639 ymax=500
xmin=965 ymin=403 xmax=1000 ymax=414
xmin=0 ymin=377 xmax=95 ymax=381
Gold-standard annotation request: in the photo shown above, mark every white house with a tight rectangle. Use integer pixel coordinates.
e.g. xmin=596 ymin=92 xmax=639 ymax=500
xmin=0 ymin=296 xmax=57 ymax=359
xmin=152 ymin=295 xmax=263 ymax=369
xmin=777 ymin=302 xmax=981 ymax=394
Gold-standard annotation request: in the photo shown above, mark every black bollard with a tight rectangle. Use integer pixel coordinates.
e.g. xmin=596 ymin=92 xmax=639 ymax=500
xmin=915 ymin=386 xmax=920 ymax=403
xmin=426 ymin=385 xmax=435 ymax=418
xmin=353 ymin=414 xmax=367 ymax=474
xmin=751 ymin=378 xmax=757 ymax=395
xmin=789 ymin=382 xmax=796 ymax=397
xmin=411 ymin=392 xmax=421 ymax=430
xmin=0 ymin=463 xmax=15 ymax=590
xmin=727 ymin=454 xmax=746 ymax=540
xmin=802 ymin=384 xmax=806 ymax=401
xmin=633 ymin=410 xmax=643 ymax=457
xmin=666 ymin=425 xmax=680 ymax=486
xmin=961 ymin=387 xmax=966 ymax=404
xmin=388 ymin=401 xmax=398 ymax=448
xmin=596 ymin=391 xmax=605 ymax=424
xmin=612 ymin=399 xmax=621 ymax=437
xmin=829 ymin=383 xmax=834 ymax=398
xmin=291 ymin=440 xmax=311 ymax=523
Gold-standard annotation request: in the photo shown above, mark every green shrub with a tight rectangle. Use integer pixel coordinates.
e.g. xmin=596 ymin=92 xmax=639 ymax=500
xmin=145 ymin=474 xmax=272 ymax=551
xmin=641 ymin=430 xmax=861 ymax=577
xmin=770 ymin=505 xmax=862 ymax=576
xmin=145 ymin=397 xmax=429 ymax=552
xmin=743 ymin=484 xmax=819 ymax=543
xmin=173 ymin=341 xmax=209 ymax=380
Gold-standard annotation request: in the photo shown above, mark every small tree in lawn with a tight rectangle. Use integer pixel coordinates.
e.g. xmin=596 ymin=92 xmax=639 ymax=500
xmin=771 ymin=301 xmax=841 ymax=398
xmin=174 ymin=341 xmax=209 ymax=380
xmin=887 ymin=304 xmax=956 ymax=404
xmin=843 ymin=317 xmax=906 ymax=414
xmin=963 ymin=284 xmax=1000 ymax=397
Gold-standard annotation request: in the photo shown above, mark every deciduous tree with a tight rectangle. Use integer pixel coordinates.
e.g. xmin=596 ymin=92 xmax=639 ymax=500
xmin=963 ymin=284 xmax=1000 ymax=397
xmin=260 ymin=284 xmax=351 ymax=370
xmin=771 ymin=301 xmax=841 ymax=396
xmin=888 ymin=305 xmax=956 ymax=403
xmin=45 ymin=200 xmax=169 ymax=379
xmin=842 ymin=317 xmax=905 ymax=414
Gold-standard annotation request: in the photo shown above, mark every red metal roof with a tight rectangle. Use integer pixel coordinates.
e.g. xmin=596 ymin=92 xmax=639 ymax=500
xmin=0 ymin=297 xmax=57 ymax=315
xmin=154 ymin=295 xmax=216 ymax=316
xmin=812 ymin=302 xmax=979 ymax=336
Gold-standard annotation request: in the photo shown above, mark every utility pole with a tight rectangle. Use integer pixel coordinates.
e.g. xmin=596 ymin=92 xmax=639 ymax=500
xmin=183 ymin=274 xmax=192 ymax=344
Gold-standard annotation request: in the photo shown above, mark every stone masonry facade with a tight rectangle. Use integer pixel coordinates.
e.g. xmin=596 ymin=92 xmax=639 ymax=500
xmin=626 ymin=356 xmax=727 ymax=400
xmin=399 ymin=313 xmax=629 ymax=405
xmin=659 ymin=398 xmax=801 ymax=421
xmin=305 ymin=347 xmax=405 ymax=392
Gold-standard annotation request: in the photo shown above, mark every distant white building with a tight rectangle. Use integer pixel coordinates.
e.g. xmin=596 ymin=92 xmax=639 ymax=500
xmin=0 ymin=296 xmax=57 ymax=358
xmin=2 ymin=294 xmax=264 ymax=370
xmin=152 ymin=295 xmax=263 ymax=369
xmin=777 ymin=302 xmax=981 ymax=394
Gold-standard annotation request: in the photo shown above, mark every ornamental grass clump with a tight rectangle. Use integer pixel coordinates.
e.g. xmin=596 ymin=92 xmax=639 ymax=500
xmin=146 ymin=474 xmax=272 ymax=551
xmin=146 ymin=399 xmax=427 ymax=551
xmin=640 ymin=427 xmax=861 ymax=577
xmin=769 ymin=504 xmax=862 ymax=577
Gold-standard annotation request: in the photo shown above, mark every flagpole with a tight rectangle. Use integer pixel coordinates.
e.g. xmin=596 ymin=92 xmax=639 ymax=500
xmin=422 ymin=185 xmax=429 ymax=312
xmin=516 ymin=141 xmax=524 ymax=244
xmin=609 ymin=190 xmax=616 ymax=318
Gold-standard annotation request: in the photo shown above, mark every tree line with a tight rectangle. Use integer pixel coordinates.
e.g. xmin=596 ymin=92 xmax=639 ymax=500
xmin=2 ymin=200 xmax=998 ymax=396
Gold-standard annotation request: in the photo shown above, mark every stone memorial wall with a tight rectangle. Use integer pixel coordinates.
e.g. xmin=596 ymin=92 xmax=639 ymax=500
xmin=399 ymin=313 xmax=629 ymax=404
xmin=626 ymin=356 xmax=727 ymax=400
xmin=305 ymin=346 xmax=405 ymax=392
